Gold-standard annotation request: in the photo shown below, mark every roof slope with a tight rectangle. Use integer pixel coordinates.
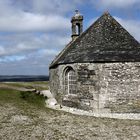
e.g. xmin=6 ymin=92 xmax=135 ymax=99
xmin=50 ymin=12 xmax=140 ymax=68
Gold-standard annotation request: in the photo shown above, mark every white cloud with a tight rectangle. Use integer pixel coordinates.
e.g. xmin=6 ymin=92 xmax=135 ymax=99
xmin=0 ymin=0 xmax=81 ymax=75
xmin=90 ymin=0 xmax=140 ymax=9
xmin=39 ymin=49 xmax=58 ymax=56
xmin=44 ymin=34 xmax=70 ymax=49
xmin=0 ymin=0 xmax=83 ymax=32
xmin=0 ymin=12 xmax=70 ymax=32
xmin=0 ymin=46 xmax=6 ymax=55
xmin=31 ymin=0 xmax=84 ymax=15
xmin=0 ymin=55 xmax=26 ymax=63
xmin=0 ymin=31 xmax=70 ymax=74
xmin=0 ymin=32 xmax=70 ymax=59
xmin=0 ymin=0 xmax=17 ymax=16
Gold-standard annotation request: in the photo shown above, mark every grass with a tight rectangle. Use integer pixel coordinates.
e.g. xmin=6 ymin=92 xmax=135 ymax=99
xmin=0 ymin=88 xmax=46 ymax=111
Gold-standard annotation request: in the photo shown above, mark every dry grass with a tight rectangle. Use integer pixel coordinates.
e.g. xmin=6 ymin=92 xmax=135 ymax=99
xmin=0 ymin=81 xmax=49 ymax=90
xmin=0 ymin=86 xmax=140 ymax=140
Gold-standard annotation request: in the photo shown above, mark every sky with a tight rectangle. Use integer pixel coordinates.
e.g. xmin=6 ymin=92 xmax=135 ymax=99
xmin=0 ymin=0 xmax=140 ymax=75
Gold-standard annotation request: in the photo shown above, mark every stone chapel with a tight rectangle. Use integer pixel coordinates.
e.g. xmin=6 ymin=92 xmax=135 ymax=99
xmin=49 ymin=11 xmax=140 ymax=113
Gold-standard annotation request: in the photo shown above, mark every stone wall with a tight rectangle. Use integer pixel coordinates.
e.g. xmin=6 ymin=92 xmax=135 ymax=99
xmin=98 ymin=63 xmax=140 ymax=113
xmin=49 ymin=62 xmax=140 ymax=113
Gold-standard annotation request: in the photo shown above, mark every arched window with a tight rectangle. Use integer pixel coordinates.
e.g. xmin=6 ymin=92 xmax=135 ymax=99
xmin=64 ymin=67 xmax=76 ymax=94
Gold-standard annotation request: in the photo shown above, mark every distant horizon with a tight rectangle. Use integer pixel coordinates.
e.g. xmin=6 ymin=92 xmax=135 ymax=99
xmin=0 ymin=75 xmax=49 ymax=76
xmin=0 ymin=75 xmax=49 ymax=82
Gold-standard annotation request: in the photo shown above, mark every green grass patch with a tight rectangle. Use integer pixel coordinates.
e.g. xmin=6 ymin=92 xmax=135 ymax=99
xmin=20 ymin=91 xmax=46 ymax=107
xmin=0 ymin=89 xmax=20 ymax=103
xmin=0 ymin=89 xmax=46 ymax=110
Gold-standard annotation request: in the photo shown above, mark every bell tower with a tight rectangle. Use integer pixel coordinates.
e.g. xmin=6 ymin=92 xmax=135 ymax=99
xmin=71 ymin=10 xmax=83 ymax=40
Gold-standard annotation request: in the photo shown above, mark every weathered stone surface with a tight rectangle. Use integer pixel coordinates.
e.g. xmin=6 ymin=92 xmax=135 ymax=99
xmin=50 ymin=62 xmax=140 ymax=113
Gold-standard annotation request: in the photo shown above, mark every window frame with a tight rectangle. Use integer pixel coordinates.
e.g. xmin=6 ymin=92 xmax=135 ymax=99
xmin=63 ymin=67 xmax=77 ymax=95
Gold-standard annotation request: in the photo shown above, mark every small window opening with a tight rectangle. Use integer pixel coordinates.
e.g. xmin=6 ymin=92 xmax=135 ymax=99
xmin=64 ymin=67 xmax=76 ymax=94
xmin=76 ymin=24 xmax=80 ymax=35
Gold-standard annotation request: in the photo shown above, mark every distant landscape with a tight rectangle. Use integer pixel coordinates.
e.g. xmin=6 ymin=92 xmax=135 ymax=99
xmin=0 ymin=75 xmax=49 ymax=82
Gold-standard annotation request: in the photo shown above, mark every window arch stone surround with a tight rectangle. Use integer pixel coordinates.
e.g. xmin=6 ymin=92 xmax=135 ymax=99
xmin=63 ymin=66 xmax=77 ymax=95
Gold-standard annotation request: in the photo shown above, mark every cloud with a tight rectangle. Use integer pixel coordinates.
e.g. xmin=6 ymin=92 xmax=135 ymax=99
xmin=0 ymin=32 xmax=70 ymax=75
xmin=0 ymin=0 xmax=84 ymax=32
xmin=0 ymin=32 xmax=70 ymax=62
xmin=0 ymin=0 xmax=139 ymax=75
xmin=0 ymin=0 xmax=81 ymax=75
xmin=0 ymin=55 xmax=26 ymax=63
xmin=0 ymin=46 xmax=6 ymax=55
xmin=31 ymin=0 xmax=83 ymax=14
xmin=0 ymin=0 xmax=83 ymax=15
xmin=0 ymin=12 xmax=70 ymax=32
xmin=90 ymin=0 xmax=140 ymax=9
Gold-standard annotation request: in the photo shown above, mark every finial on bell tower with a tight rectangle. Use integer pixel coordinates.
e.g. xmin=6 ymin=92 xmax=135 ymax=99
xmin=75 ymin=9 xmax=80 ymax=16
xmin=71 ymin=10 xmax=83 ymax=40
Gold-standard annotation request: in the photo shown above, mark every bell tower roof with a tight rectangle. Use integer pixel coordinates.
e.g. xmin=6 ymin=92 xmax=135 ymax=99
xmin=71 ymin=10 xmax=83 ymax=21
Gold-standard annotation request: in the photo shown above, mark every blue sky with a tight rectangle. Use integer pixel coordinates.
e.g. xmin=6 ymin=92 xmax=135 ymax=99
xmin=0 ymin=0 xmax=140 ymax=75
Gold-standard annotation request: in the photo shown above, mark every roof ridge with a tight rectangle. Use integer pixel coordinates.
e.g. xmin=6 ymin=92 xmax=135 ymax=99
xmin=50 ymin=12 xmax=140 ymax=68
xmin=50 ymin=12 xmax=114 ymax=68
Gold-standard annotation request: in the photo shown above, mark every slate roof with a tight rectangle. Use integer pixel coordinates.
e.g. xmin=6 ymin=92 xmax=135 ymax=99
xmin=50 ymin=12 xmax=140 ymax=68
